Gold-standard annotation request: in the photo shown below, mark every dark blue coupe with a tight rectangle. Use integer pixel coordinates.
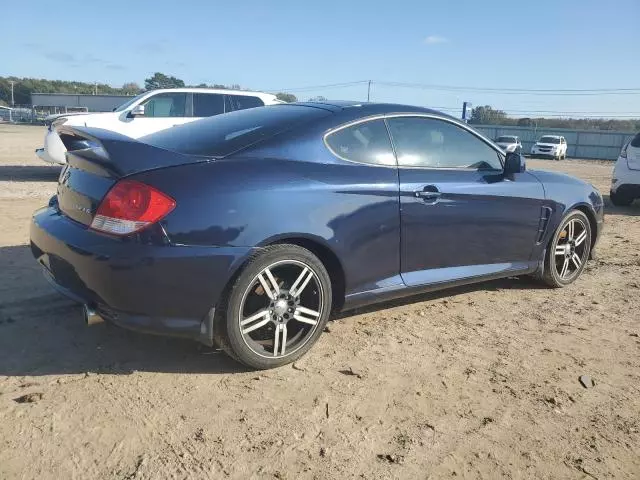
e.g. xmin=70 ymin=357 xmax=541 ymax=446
xmin=30 ymin=101 xmax=604 ymax=369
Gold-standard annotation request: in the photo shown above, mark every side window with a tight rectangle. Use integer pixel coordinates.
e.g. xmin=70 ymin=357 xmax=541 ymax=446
xmin=387 ymin=117 xmax=502 ymax=170
xmin=226 ymin=95 xmax=265 ymax=112
xmin=193 ymin=93 xmax=225 ymax=117
xmin=142 ymin=93 xmax=187 ymax=118
xmin=325 ymin=119 xmax=396 ymax=166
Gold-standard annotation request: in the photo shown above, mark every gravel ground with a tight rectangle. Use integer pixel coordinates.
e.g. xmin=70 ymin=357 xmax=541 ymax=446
xmin=0 ymin=124 xmax=638 ymax=479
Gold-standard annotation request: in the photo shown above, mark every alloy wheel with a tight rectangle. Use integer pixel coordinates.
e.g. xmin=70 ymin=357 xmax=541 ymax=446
xmin=553 ymin=217 xmax=589 ymax=281
xmin=238 ymin=260 xmax=324 ymax=359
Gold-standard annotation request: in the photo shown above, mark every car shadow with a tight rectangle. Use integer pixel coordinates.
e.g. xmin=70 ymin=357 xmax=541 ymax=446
xmin=0 ymin=165 xmax=62 ymax=182
xmin=0 ymin=243 xmax=552 ymax=378
xmin=603 ymin=195 xmax=640 ymax=217
xmin=0 ymin=244 xmax=248 ymax=377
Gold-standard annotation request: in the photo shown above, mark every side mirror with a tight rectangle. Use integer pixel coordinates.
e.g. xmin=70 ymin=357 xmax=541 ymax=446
xmin=504 ymin=151 xmax=526 ymax=174
xmin=128 ymin=105 xmax=145 ymax=118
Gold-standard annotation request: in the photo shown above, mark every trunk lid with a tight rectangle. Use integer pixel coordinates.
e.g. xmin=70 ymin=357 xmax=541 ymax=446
xmin=55 ymin=126 xmax=209 ymax=226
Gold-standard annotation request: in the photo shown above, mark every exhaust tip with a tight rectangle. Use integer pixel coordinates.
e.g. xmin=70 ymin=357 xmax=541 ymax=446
xmin=83 ymin=305 xmax=104 ymax=326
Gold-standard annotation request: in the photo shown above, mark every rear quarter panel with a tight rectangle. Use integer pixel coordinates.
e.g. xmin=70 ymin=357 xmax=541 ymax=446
xmin=134 ymin=157 xmax=402 ymax=297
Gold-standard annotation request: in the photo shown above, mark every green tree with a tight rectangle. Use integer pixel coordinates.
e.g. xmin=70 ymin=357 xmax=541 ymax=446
xmin=469 ymin=105 xmax=508 ymax=125
xmin=275 ymin=92 xmax=297 ymax=103
xmin=121 ymin=82 xmax=142 ymax=95
xmin=144 ymin=73 xmax=185 ymax=90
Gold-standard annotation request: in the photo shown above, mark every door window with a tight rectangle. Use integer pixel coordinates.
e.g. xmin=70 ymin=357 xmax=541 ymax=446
xmin=226 ymin=95 xmax=265 ymax=112
xmin=193 ymin=93 xmax=225 ymax=117
xmin=141 ymin=93 xmax=187 ymax=118
xmin=325 ymin=119 xmax=396 ymax=166
xmin=387 ymin=116 xmax=502 ymax=170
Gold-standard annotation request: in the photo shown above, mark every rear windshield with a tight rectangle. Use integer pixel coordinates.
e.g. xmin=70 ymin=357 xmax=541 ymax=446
xmin=630 ymin=132 xmax=640 ymax=148
xmin=143 ymin=105 xmax=330 ymax=156
xmin=496 ymin=136 xmax=517 ymax=143
xmin=539 ymin=136 xmax=560 ymax=144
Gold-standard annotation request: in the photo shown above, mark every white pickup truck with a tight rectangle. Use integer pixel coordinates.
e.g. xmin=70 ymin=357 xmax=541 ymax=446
xmin=36 ymin=88 xmax=282 ymax=165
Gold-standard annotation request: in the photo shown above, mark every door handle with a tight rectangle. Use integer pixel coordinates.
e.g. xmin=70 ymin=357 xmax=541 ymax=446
xmin=414 ymin=186 xmax=441 ymax=200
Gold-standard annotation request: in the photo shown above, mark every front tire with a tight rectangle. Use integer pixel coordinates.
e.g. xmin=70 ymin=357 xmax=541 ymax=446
xmin=215 ymin=244 xmax=332 ymax=369
xmin=610 ymin=189 xmax=634 ymax=207
xmin=542 ymin=210 xmax=592 ymax=288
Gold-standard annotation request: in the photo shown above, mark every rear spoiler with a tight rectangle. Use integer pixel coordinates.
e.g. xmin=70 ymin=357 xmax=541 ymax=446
xmin=57 ymin=126 xmax=211 ymax=178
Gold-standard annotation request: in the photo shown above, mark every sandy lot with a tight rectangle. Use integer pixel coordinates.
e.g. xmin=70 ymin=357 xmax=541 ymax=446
xmin=0 ymin=124 xmax=638 ymax=479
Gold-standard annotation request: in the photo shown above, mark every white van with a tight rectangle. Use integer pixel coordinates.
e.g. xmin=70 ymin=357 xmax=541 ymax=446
xmin=36 ymin=88 xmax=282 ymax=165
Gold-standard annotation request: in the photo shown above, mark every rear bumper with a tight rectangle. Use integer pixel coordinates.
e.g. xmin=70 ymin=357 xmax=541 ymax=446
xmin=611 ymin=158 xmax=640 ymax=195
xmin=31 ymin=206 xmax=255 ymax=344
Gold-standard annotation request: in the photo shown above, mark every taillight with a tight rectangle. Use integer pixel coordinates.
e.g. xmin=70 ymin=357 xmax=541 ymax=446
xmin=620 ymin=142 xmax=629 ymax=159
xmin=90 ymin=180 xmax=175 ymax=235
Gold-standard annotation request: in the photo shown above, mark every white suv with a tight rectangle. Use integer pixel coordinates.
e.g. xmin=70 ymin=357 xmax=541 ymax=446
xmin=610 ymin=132 xmax=640 ymax=206
xmin=494 ymin=135 xmax=522 ymax=153
xmin=35 ymin=88 xmax=282 ymax=165
xmin=531 ymin=135 xmax=567 ymax=160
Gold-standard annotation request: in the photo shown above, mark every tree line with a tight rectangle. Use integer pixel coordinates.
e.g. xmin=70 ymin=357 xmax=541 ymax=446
xmin=0 ymin=72 xmax=299 ymax=106
xmin=469 ymin=105 xmax=640 ymax=132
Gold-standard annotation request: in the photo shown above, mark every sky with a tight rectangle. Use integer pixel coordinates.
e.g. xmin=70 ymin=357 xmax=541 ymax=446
xmin=2 ymin=0 xmax=639 ymax=118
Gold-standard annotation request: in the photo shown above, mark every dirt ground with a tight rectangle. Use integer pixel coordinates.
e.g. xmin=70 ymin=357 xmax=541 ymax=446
xmin=0 ymin=124 xmax=638 ymax=480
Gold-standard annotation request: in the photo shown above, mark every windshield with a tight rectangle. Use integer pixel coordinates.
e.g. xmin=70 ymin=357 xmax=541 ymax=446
xmin=539 ymin=136 xmax=561 ymax=144
xmin=496 ymin=136 xmax=517 ymax=143
xmin=114 ymin=93 xmax=147 ymax=112
xmin=143 ymin=105 xmax=330 ymax=156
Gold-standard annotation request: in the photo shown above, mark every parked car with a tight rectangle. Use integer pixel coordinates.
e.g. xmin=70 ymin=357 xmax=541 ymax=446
xmin=494 ymin=135 xmax=522 ymax=153
xmin=35 ymin=88 xmax=282 ymax=165
xmin=531 ymin=135 xmax=567 ymax=160
xmin=30 ymin=101 xmax=603 ymax=369
xmin=610 ymin=132 xmax=640 ymax=206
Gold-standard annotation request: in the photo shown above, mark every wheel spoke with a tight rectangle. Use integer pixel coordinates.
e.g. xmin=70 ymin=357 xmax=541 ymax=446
xmin=273 ymin=323 xmax=287 ymax=357
xmin=555 ymin=245 xmax=566 ymax=256
xmin=290 ymin=268 xmax=314 ymax=297
xmin=293 ymin=313 xmax=318 ymax=326
xmin=257 ymin=271 xmax=278 ymax=300
xmin=567 ymin=220 xmax=575 ymax=241
xmin=560 ymin=258 xmax=570 ymax=277
xmin=241 ymin=309 xmax=271 ymax=334
xmin=574 ymin=229 xmax=587 ymax=246
xmin=571 ymin=253 xmax=582 ymax=269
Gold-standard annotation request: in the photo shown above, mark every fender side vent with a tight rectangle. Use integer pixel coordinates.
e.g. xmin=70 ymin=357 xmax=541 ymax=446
xmin=536 ymin=207 xmax=553 ymax=244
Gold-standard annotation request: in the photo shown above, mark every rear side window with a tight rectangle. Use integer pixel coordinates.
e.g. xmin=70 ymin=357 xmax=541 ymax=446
xmin=630 ymin=133 xmax=640 ymax=148
xmin=325 ymin=120 xmax=395 ymax=166
xmin=142 ymin=93 xmax=187 ymax=118
xmin=143 ymin=105 xmax=330 ymax=157
xmin=193 ymin=93 xmax=225 ymax=117
xmin=226 ymin=95 xmax=265 ymax=112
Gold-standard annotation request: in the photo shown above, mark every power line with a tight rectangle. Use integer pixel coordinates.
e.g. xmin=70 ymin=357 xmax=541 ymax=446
xmin=373 ymin=81 xmax=640 ymax=95
xmin=267 ymin=81 xmax=369 ymax=92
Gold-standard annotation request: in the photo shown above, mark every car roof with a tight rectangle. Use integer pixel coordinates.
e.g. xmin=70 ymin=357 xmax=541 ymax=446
xmin=146 ymin=88 xmax=277 ymax=98
xmin=287 ymin=100 xmax=458 ymax=118
xmin=540 ymin=135 xmax=563 ymax=138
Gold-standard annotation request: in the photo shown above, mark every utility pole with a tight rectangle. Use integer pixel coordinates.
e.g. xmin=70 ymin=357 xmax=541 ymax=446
xmin=367 ymin=80 xmax=371 ymax=102
xmin=9 ymin=80 xmax=15 ymax=106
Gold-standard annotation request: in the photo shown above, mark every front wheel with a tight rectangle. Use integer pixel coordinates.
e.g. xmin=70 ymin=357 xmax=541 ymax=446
xmin=542 ymin=210 xmax=592 ymax=287
xmin=215 ymin=244 xmax=332 ymax=369
xmin=610 ymin=189 xmax=634 ymax=207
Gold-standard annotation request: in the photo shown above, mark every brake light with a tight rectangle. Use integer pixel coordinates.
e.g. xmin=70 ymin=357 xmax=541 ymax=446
xmin=90 ymin=180 xmax=175 ymax=235
xmin=620 ymin=142 xmax=629 ymax=159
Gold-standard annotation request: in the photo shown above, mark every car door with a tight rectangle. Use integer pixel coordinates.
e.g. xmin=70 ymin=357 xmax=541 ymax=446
xmin=193 ymin=92 xmax=226 ymax=119
xmin=126 ymin=92 xmax=191 ymax=138
xmin=386 ymin=115 xmax=546 ymax=286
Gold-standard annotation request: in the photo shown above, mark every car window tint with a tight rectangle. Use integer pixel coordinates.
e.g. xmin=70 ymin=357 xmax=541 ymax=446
xmin=193 ymin=93 xmax=225 ymax=117
xmin=387 ymin=117 xmax=502 ymax=170
xmin=325 ymin=119 xmax=396 ymax=166
xmin=226 ymin=94 xmax=265 ymax=112
xmin=631 ymin=133 xmax=640 ymax=148
xmin=143 ymin=105 xmax=330 ymax=157
xmin=142 ymin=93 xmax=187 ymax=118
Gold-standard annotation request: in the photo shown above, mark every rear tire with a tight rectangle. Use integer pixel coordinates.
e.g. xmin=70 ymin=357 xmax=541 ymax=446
xmin=542 ymin=210 xmax=592 ymax=288
xmin=610 ymin=189 xmax=634 ymax=207
xmin=214 ymin=244 xmax=332 ymax=369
